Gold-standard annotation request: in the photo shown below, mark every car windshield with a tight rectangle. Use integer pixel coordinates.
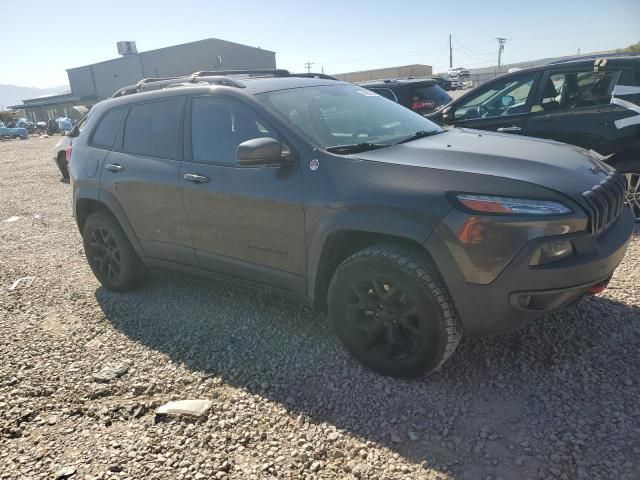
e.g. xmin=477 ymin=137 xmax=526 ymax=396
xmin=257 ymin=84 xmax=442 ymax=150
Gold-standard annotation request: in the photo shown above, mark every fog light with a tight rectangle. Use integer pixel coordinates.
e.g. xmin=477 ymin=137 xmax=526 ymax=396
xmin=529 ymin=240 xmax=574 ymax=265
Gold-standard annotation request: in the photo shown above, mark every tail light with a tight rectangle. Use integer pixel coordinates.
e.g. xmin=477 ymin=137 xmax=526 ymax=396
xmin=411 ymin=100 xmax=436 ymax=111
xmin=587 ymin=279 xmax=610 ymax=294
xmin=65 ymin=144 xmax=72 ymax=163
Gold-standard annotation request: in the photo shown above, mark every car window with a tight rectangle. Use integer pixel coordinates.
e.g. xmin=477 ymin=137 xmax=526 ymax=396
xmin=369 ymin=88 xmax=397 ymax=102
xmin=90 ymin=108 xmax=124 ymax=149
xmin=538 ymin=70 xmax=620 ymax=112
xmin=453 ymin=72 xmax=536 ymax=120
xmin=410 ymin=85 xmax=451 ymax=103
xmin=258 ymin=84 xmax=442 ymax=149
xmin=123 ymin=99 xmax=182 ymax=159
xmin=190 ymin=97 xmax=277 ymax=165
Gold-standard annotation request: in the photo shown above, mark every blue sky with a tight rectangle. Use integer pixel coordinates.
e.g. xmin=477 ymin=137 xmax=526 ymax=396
xmin=1 ymin=0 xmax=639 ymax=88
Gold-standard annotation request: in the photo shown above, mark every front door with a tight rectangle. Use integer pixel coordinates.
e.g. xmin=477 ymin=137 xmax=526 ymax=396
xmin=180 ymin=95 xmax=306 ymax=294
xmin=448 ymin=71 xmax=539 ymax=134
xmin=99 ymin=97 xmax=195 ymax=265
xmin=525 ymin=67 xmax=626 ymax=153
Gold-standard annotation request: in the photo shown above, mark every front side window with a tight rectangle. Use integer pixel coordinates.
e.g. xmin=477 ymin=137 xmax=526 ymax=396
xmin=90 ymin=108 xmax=124 ymax=149
xmin=257 ymin=84 xmax=442 ymax=149
xmin=190 ymin=97 xmax=277 ymax=165
xmin=453 ymin=72 xmax=537 ymax=120
xmin=123 ymin=99 xmax=182 ymax=159
xmin=538 ymin=70 xmax=620 ymax=112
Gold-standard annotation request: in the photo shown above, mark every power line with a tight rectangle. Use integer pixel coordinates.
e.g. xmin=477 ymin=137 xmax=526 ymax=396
xmin=451 ymin=36 xmax=495 ymax=57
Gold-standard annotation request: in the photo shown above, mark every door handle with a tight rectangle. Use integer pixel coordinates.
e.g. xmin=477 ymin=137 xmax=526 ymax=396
xmin=105 ymin=163 xmax=124 ymax=172
xmin=497 ymin=126 xmax=522 ymax=132
xmin=184 ymin=173 xmax=211 ymax=184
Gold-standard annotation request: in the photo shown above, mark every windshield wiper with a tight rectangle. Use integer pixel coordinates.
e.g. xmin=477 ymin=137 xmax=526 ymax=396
xmin=325 ymin=142 xmax=389 ymax=154
xmin=393 ymin=130 xmax=443 ymax=145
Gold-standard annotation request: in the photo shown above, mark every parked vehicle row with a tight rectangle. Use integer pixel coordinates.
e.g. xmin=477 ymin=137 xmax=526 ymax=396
xmin=0 ymin=120 xmax=28 ymax=139
xmin=67 ymin=69 xmax=633 ymax=378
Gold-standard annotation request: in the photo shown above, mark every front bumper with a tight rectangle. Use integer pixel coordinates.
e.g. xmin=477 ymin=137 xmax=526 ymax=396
xmin=453 ymin=207 xmax=634 ymax=336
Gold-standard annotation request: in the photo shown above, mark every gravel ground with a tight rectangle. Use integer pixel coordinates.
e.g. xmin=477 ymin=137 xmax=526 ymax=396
xmin=1 ymin=136 xmax=639 ymax=480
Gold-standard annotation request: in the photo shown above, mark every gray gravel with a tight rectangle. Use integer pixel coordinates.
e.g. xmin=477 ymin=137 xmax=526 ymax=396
xmin=1 ymin=136 xmax=639 ymax=480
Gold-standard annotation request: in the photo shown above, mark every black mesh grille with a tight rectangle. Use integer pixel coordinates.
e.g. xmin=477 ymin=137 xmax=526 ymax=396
xmin=582 ymin=172 xmax=627 ymax=236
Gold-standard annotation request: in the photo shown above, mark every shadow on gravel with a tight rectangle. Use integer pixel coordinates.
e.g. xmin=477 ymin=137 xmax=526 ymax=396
xmin=96 ymin=269 xmax=640 ymax=478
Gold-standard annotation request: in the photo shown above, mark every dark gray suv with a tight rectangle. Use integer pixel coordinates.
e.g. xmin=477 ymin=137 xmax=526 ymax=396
xmin=69 ymin=70 xmax=634 ymax=378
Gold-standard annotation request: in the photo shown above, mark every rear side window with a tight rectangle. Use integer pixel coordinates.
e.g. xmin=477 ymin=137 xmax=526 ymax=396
xmin=123 ymin=99 xmax=182 ymax=159
xmin=369 ymin=88 xmax=397 ymax=102
xmin=410 ymin=85 xmax=451 ymax=103
xmin=90 ymin=108 xmax=124 ymax=149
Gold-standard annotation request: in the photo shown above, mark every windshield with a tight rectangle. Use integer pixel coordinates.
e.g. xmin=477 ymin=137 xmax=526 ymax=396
xmin=257 ymin=84 xmax=442 ymax=149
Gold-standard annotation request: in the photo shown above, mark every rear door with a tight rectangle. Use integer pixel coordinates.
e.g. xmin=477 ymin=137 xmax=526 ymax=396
xmin=180 ymin=95 xmax=306 ymax=294
xmin=99 ymin=97 xmax=195 ymax=265
xmin=525 ymin=66 xmax=629 ymax=153
xmin=447 ymin=71 xmax=539 ymax=134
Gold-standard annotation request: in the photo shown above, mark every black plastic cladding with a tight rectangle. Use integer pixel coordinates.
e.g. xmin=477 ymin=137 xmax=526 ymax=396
xmin=582 ymin=172 xmax=627 ymax=236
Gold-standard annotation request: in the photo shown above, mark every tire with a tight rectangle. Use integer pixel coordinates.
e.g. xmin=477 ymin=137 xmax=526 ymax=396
xmin=614 ymin=159 xmax=640 ymax=221
xmin=56 ymin=153 xmax=69 ymax=179
xmin=82 ymin=210 xmax=146 ymax=291
xmin=328 ymin=244 xmax=462 ymax=378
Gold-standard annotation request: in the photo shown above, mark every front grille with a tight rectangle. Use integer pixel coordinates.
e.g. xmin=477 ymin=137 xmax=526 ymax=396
xmin=582 ymin=172 xmax=627 ymax=236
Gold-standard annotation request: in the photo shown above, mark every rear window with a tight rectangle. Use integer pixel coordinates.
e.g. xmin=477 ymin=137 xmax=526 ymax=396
xmin=90 ymin=108 xmax=124 ymax=149
xmin=409 ymin=85 xmax=452 ymax=103
xmin=123 ymin=99 xmax=182 ymax=159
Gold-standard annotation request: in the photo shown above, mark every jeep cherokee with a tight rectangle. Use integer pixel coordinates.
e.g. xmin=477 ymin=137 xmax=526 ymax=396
xmin=69 ymin=70 xmax=634 ymax=378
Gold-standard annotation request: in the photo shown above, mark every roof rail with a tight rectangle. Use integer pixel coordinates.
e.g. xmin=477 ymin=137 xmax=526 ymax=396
xmin=111 ymin=74 xmax=246 ymax=98
xmin=290 ymin=72 xmax=339 ymax=81
xmin=192 ymin=69 xmax=291 ymax=77
xmin=110 ymin=69 xmax=339 ymax=98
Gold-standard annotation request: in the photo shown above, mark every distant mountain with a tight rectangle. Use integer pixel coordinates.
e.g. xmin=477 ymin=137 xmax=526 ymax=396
xmin=0 ymin=84 xmax=69 ymax=110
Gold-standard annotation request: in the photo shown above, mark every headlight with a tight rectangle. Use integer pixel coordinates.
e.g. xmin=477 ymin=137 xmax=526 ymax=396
xmin=456 ymin=194 xmax=572 ymax=215
xmin=529 ymin=240 xmax=574 ymax=265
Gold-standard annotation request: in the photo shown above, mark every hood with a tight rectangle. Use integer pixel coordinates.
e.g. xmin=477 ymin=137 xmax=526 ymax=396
xmin=352 ymin=128 xmax=612 ymax=200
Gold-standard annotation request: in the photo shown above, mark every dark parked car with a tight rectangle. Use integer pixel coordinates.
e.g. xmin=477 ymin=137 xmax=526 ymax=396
xmin=70 ymin=70 xmax=633 ymax=378
xmin=359 ymin=78 xmax=452 ymax=115
xmin=429 ymin=56 xmax=640 ymax=219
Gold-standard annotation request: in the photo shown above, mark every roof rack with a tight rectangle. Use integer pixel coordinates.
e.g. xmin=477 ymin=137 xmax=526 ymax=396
xmin=191 ymin=69 xmax=291 ymax=77
xmin=110 ymin=69 xmax=339 ymax=98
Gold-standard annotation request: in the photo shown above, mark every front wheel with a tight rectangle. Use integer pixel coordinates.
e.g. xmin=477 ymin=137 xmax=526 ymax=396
xmin=615 ymin=160 xmax=640 ymax=221
xmin=328 ymin=244 xmax=462 ymax=378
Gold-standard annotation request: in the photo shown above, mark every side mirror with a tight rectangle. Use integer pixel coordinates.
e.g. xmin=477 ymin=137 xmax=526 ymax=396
xmin=442 ymin=106 xmax=452 ymax=122
xmin=501 ymin=95 xmax=515 ymax=108
xmin=237 ymin=137 xmax=284 ymax=166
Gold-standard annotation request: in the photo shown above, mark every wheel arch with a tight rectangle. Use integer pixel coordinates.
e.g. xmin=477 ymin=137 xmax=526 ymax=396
xmin=310 ymin=228 xmax=433 ymax=311
xmin=75 ymin=191 xmax=145 ymax=257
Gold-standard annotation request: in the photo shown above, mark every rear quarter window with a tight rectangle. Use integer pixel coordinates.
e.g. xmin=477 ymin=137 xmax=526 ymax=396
xmin=90 ymin=108 xmax=125 ymax=149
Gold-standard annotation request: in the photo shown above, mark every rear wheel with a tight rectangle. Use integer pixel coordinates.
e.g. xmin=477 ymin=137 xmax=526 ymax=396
xmin=615 ymin=160 xmax=640 ymax=221
xmin=328 ymin=244 xmax=462 ymax=378
xmin=82 ymin=211 xmax=146 ymax=291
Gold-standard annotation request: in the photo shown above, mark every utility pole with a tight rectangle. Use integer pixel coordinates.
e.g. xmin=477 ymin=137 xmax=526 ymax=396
xmin=449 ymin=34 xmax=453 ymax=69
xmin=304 ymin=60 xmax=314 ymax=73
xmin=497 ymin=37 xmax=507 ymax=68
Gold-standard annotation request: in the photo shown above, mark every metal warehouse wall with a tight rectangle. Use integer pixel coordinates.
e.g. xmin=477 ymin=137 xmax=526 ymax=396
xmin=140 ymin=38 xmax=275 ymax=78
xmin=66 ymin=38 xmax=276 ymax=100
xmin=335 ymin=64 xmax=432 ymax=83
xmin=67 ymin=67 xmax=95 ymax=99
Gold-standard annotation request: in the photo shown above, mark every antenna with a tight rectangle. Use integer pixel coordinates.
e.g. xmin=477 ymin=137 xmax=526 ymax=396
xmin=497 ymin=37 xmax=507 ymax=67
